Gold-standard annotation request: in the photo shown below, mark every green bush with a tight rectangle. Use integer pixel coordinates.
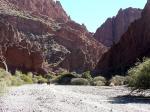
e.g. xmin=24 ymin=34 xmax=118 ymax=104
xmin=14 ymin=71 xmax=48 ymax=84
xmin=71 ymin=78 xmax=89 ymax=85
xmin=15 ymin=70 xmax=22 ymax=77
xmin=0 ymin=69 xmax=11 ymax=78
xmin=20 ymin=74 xmax=33 ymax=84
xmin=11 ymin=76 xmax=24 ymax=86
xmin=0 ymin=80 xmax=7 ymax=94
xmin=27 ymin=72 xmax=33 ymax=78
xmin=93 ymin=76 xmax=106 ymax=82
xmin=127 ymin=58 xmax=150 ymax=90
xmin=0 ymin=68 xmax=59 ymax=93
xmin=32 ymin=75 xmax=47 ymax=84
xmin=14 ymin=70 xmax=33 ymax=84
xmin=91 ymin=76 xmax=106 ymax=86
xmin=109 ymin=75 xmax=126 ymax=86
xmin=44 ymin=73 xmax=55 ymax=80
xmin=81 ymin=71 xmax=92 ymax=81
xmin=51 ymin=73 xmax=78 ymax=84
xmin=0 ymin=69 xmax=12 ymax=93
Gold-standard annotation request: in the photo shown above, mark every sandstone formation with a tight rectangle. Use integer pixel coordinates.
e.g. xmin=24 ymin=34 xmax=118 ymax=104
xmin=96 ymin=0 xmax=150 ymax=76
xmin=0 ymin=0 xmax=106 ymax=73
xmin=94 ymin=8 xmax=142 ymax=47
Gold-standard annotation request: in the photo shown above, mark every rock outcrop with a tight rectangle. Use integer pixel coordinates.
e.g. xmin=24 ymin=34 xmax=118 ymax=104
xmin=0 ymin=19 xmax=46 ymax=74
xmin=96 ymin=0 xmax=150 ymax=76
xmin=0 ymin=0 xmax=106 ymax=73
xmin=94 ymin=8 xmax=142 ymax=47
xmin=5 ymin=0 xmax=70 ymax=22
xmin=55 ymin=21 xmax=106 ymax=72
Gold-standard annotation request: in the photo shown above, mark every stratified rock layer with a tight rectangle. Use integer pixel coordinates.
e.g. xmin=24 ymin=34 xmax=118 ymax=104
xmin=94 ymin=8 xmax=142 ymax=47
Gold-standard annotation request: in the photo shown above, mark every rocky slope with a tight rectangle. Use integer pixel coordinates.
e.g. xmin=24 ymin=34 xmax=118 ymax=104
xmin=95 ymin=0 xmax=150 ymax=76
xmin=94 ymin=8 xmax=142 ymax=47
xmin=0 ymin=0 xmax=106 ymax=73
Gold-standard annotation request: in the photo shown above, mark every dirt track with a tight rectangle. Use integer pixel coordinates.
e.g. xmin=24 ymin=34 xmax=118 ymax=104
xmin=0 ymin=84 xmax=150 ymax=112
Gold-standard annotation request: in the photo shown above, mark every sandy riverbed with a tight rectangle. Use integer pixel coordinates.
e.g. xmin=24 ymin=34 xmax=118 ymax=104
xmin=0 ymin=84 xmax=150 ymax=112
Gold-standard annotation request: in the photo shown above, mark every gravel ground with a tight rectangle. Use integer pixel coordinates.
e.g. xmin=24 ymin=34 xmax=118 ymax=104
xmin=0 ymin=84 xmax=150 ymax=112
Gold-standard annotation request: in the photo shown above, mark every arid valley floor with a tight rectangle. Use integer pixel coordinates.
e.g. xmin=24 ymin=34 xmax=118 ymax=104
xmin=0 ymin=84 xmax=150 ymax=112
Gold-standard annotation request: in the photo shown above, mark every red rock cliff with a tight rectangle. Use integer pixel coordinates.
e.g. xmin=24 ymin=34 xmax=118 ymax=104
xmin=0 ymin=0 xmax=106 ymax=73
xmin=94 ymin=8 xmax=142 ymax=47
xmin=96 ymin=0 xmax=150 ymax=76
xmin=6 ymin=0 xmax=70 ymax=22
xmin=0 ymin=19 xmax=45 ymax=74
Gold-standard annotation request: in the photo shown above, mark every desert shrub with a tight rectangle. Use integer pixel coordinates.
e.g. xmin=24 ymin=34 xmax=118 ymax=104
xmin=2 ymin=75 xmax=12 ymax=86
xmin=44 ymin=73 xmax=56 ymax=84
xmin=20 ymin=74 xmax=33 ymax=84
xmin=0 ymin=69 xmax=12 ymax=93
xmin=14 ymin=70 xmax=33 ymax=84
xmin=0 ymin=79 xmax=7 ymax=94
xmin=15 ymin=70 xmax=23 ymax=77
xmin=11 ymin=76 xmax=24 ymax=86
xmin=27 ymin=72 xmax=33 ymax=78
xmin=44 ymin=73 xmax=55 ymax=80
xmin=127 ymin=58 xmax=150 ymax=90
xmin=109 ymin=75 xmax=126 ymax=86
xmin=81 ymin=71 xmax=92 ymax=81
xmin=51 ymin=73 xmax=78 ymax=84
xmin=71 ymin=78 xmax=89 ymax=85
xmin=0 ymin=69 xmax=12 ymax=85
xmin=91 ymin=76 xmax=106 ymax=86
xmin=14 ymin=71 xmax=51 ymax=84
xmin=32 ymin=75 xmax=47 ymax=84
xmin=0 ymin=69 xmax=11 ymax=78
xmin=14 ymin=71 xmax=49 ymax=84
xmin=93 ymin=76 xmax=106 ymax=82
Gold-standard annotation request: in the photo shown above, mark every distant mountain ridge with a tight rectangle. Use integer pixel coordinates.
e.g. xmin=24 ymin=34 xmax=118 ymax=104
xmin=94 ymin=7 xmax=142 ymax=47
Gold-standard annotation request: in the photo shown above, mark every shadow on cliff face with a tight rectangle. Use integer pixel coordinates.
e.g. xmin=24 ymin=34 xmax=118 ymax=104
xmin=95 ymin=0 xmax=150 ymax=77
xmin=109 ymin=95 xmax=150 ymax=104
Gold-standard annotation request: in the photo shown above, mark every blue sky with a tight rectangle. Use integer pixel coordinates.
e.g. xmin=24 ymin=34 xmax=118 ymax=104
xmin=60 ymin=0 xmax=147 ymax=32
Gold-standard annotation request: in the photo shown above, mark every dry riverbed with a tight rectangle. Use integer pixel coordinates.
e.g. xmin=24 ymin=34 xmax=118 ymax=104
xmin=0 ymin=84 xmax=150 ymax=112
